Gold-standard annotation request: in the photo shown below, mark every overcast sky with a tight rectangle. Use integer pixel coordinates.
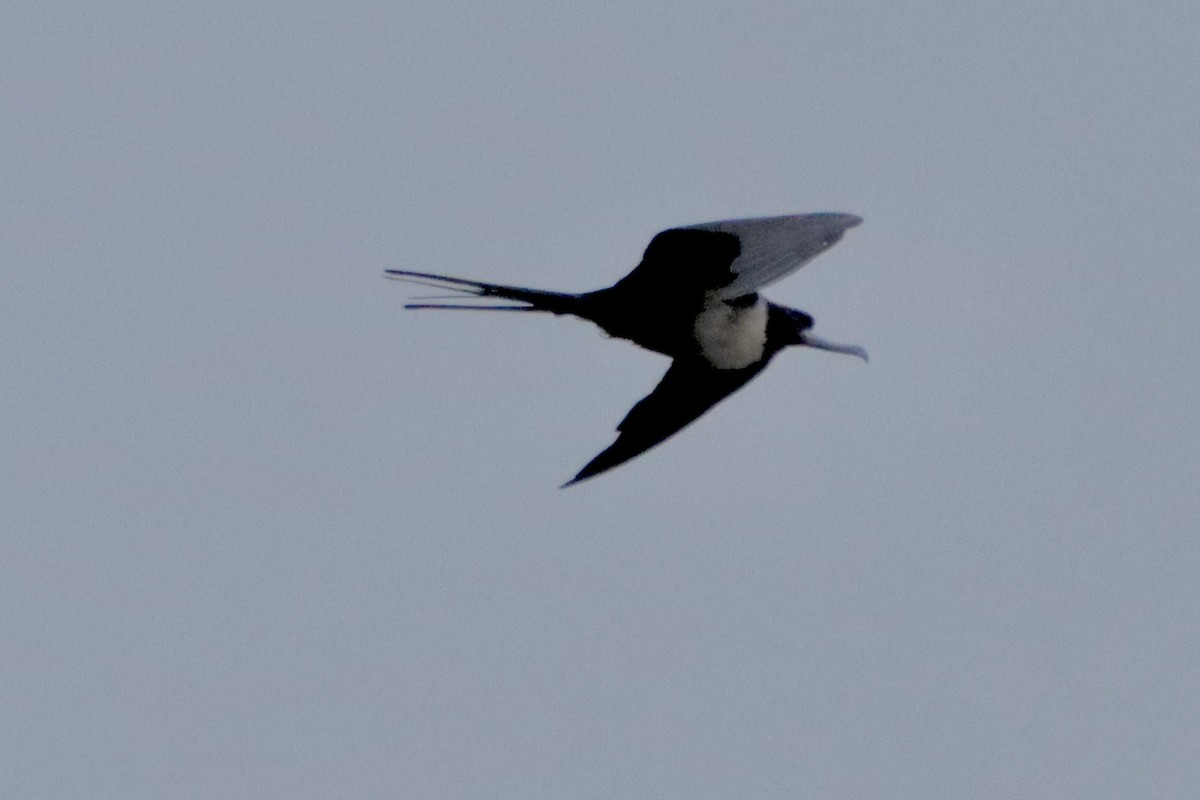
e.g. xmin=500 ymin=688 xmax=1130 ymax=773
xmin=4 ymin=2 xmax=1199 ymax=798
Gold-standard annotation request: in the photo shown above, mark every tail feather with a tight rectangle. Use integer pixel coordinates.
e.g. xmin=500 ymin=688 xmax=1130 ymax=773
xmin=404 ymin=303 xmax=541 ymax=311
xmin=385 ymin=270 xmax=580 ymax=315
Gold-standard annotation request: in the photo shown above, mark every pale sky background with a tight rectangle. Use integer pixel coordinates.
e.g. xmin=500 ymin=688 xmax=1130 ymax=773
xmin=4 ymin=2 xmax=1199 ymax=798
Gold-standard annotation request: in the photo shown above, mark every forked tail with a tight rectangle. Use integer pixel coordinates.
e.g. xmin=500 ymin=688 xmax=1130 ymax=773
xmin=385 ymin=270 xmax=582 ymax=315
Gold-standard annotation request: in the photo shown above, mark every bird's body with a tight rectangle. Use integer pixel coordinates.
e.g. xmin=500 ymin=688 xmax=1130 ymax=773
xmin=388 ymin=213 xmax=866 ymax=486
xmin=692 ymin=293 xmax=769 ymax=369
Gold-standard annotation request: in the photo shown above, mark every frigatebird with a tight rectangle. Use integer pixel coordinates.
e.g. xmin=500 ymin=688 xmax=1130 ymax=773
xmin=387 ymin=213 xmax=866 ymax=486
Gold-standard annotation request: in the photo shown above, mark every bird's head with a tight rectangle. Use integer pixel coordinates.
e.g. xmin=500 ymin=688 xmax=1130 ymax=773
xmin=769 ymin=305 xmax=868 ymax=362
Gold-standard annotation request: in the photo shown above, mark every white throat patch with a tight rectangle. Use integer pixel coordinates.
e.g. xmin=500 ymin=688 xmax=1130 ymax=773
xmin=693 ymin=295 xmax=768 ymax=370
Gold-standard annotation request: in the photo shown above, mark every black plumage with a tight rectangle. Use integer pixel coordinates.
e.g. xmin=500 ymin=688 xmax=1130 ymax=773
xmin=388 ymin=213 xmax=866 ymax=486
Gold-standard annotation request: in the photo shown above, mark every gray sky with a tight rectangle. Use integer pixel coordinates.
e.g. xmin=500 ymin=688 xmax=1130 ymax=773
xmin=4 ymin=2 xmax=1198 ymax=797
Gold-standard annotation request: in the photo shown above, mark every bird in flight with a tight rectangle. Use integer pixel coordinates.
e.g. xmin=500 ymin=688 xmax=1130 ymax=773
xmin=388 ymin=213 xmax=867 ymax=487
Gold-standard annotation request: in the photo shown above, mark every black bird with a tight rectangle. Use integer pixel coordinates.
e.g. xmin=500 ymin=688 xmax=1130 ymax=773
xmin=388 ymin=213 xmax=866 ymax=486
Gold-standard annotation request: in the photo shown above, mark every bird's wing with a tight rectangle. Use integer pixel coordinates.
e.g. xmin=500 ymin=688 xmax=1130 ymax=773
xmin=607 ymin=226 xmax=744 ymax=310
xmin=695 ymin=213 xmax=863 ymax=298
xmin=563 ymin=358 xmax=767 ymax=487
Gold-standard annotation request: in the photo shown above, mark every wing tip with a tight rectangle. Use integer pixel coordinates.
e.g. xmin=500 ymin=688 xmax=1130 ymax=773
xmin=560 ymin=464 xmax=600 ymax=489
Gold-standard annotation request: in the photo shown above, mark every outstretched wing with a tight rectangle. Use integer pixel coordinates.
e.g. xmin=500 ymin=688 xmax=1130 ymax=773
xmin=607 ymin=226 xmax=743 ymax=307
xmin=614 ymin=213 xmax=862 ymax=302
xmin=563 ymin=358 xmax=768 ymax=487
